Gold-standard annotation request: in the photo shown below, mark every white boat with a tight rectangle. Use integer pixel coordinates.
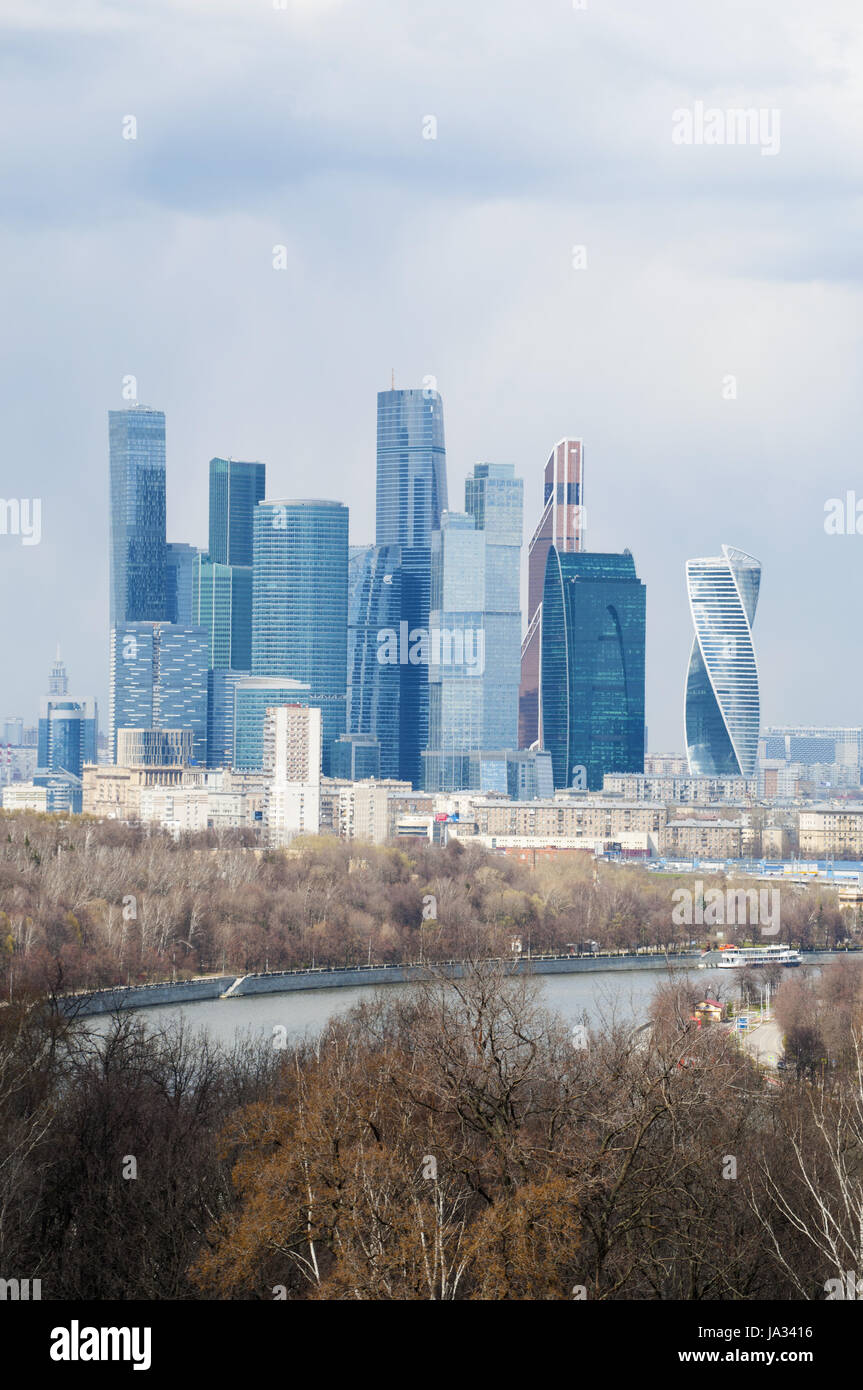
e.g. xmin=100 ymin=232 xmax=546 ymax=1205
xmin=716 ymin=944 xmax=801 ymax=969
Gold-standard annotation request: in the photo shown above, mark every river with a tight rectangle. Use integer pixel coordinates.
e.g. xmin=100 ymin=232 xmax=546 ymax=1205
xmin=83 ymin=960 xmax=827 ymax=1048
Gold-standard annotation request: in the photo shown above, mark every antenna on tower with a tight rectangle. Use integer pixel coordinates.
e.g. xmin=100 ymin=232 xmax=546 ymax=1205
xmin=391 ymin=368 xmax=395 ymax=390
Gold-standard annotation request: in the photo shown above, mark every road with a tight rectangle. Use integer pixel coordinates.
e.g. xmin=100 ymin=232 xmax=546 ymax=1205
xmin=741 ymin=1016 xmax=785 ymax=1068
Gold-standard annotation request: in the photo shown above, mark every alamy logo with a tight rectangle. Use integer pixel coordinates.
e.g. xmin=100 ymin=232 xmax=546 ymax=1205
xmin=377 ymin=622 xmax=485 ymax=673
xmin=0 ymin=1278 xmax=41 ymax=1300
xmin=672 ymin=102 xmax=781 ymax=157
xmin=824 ymin=1271 xmax=863 ymax=1300
xmin=0 ymin=498 xmax=41 ymax=545
xmin=824 ymin=493 xmax=863 ymax=535
xmin=671 ymin=881 xmax=780 ymax=935
xmin=50 ymin=1321 xmax=151 ymax=1372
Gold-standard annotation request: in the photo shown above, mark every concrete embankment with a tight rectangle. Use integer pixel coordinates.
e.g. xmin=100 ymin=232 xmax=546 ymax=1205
xmin=59 ymin=954 xmax=701 ymax=1017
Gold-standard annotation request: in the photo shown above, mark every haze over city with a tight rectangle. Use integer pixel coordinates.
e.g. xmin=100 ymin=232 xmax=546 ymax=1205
xmin=3 ymin=0 xmax=863 ymax=747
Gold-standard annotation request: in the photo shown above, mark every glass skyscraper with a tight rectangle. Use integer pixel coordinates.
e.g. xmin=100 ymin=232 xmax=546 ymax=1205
xmin=166 ymin=542 xmax=198 ymax=625
xmin=109 ymin=405 xmax=168 ymax=625
xmin=193 ymin=559 xmax=253 ymax=671
xmin=109 ymin=621 xmax=209 ymax=764
xmin=233 ymin=677 xmax=311 ymax=772
xmin=347 ymin=543 xmax=401 ymax=779
xmin=38 ymin=698 xmax=98 ymax=779
xmin=252 ymin=499 xmax=348 ymax=775
xmin=422 ymin=464 xmax=523 ymax=792
xmin=209 ymin=458 xmax=266 ymax=565
xmin=376 ymin=387 xmax=448 ymax=787
xmin=541 ymin=549 xmax=646 ymax=791
xmin=684 ymin=545 xmax=761 ymax=777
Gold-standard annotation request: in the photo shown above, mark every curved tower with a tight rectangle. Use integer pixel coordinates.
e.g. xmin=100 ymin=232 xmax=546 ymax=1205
xmin=684 ymin=545 xmax=761 ymax=777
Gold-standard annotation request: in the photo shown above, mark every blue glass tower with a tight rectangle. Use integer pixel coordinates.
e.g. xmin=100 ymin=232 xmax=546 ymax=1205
xmin=233 ymin=677 xmax=311 ymax=771
xmin=38 ymin=699 xmax=98 ymax=779
xmin=376 ymin=387 xmax=447 ymax=787
xmin=109 ymin=406 xmax=168 ymax=625
xmin=252 ymin=499 xmax=348 ymax=775
xmin=422 ymin=464 xmax=523 ymax=791
xmin=684 ymin=545 xmax=761 ymax=777
xmin=541 ymin=549 xmax=646 ymax=791
xmin=109 ymin=622 xmax=209 ymax=764
xmin=209 ymin=458 xmax=266 ymax=565
xmin=347 ymin=543 xmax=401 ymax=779
xmin=166 ymin=542 xmax=198 ymax=625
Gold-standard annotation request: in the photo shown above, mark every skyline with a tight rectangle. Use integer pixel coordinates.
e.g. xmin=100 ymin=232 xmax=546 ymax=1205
xmin=3 ymin=0 xmax=863 ymax=745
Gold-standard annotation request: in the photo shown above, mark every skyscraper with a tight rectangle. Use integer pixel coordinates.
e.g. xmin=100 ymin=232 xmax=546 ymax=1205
xmin=48 ymin=647 xmax=69 ymax=696
xmin=376 ymin=386 xmax=447 ymax=786
xmin=193 ymin=559 xmax=253 ymax=671
xmin=520 ymin=439 xmax=584 ymax=749
xmin=109 ymin=405 xmax=168 ymax=625
xmin=166 ymin=542 xmax=198 ymax=625
xmin=252 ymin=499 xmax=348 ymax=775
xmin=347 ymin=543 xmax=401 ymax=778
xmin=208 ymin=458 xmax=266 ymax=565
xmin=541 ymin=548 xmax=645 ymax=790
xmin=684 ymin=545 xmax=761 ymax=778
xmin=109 ymin=622 xmax=209 ymax=764
xmin=422 ymin=463 xmax=523 ymax=792
xmin=263 ymin=704 xmax=322 ymax=846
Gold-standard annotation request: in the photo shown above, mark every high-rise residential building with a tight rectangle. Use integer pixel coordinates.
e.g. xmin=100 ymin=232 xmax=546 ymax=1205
xmin=422 ymin=463 xmax=523 ymax=792
xmin=208 ymin=458 xmax=266 ymax=566
xmin=252 ymin=499 xmax=348 ymax=775
xmin=541 ymin=548 xmax=646 ymax=790
xmin=109 ymin=622 xmax=209 ymax=764
xmin=233 ymin=677 xmax=311 ymax=771
xmin=684 ymin=545 xmax=761 ymax=778
xmin=376 ymin=386 xmax=448 ymax=786
xmin=263 ymin=704 xmax=322 ymax=846
xmin=519 ymin=439 xmax=584 ymax=749
xmin=109 ymin=405 xmax=168 ymax=625
xmin=166 ymin=543 xmax=199 ymax=625
xmin=347 ymin=543 xmax=401 ymax=778
xmin=2 ymin=718 xmax=24 ymax=746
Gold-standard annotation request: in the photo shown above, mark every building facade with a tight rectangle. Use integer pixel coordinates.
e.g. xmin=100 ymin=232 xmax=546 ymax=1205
xmin=252 ymin=499 xmax=348 ymax=775
xmin=109 ymin=622 xmax=209 ymax=763
xmin=684 ymin=545 xmax=761 ymax=778
xmin=109 ymin=405 xmax=168 ymax=626
xmin=541 ymin=548 xmax=646 ymax=791
xmin=375 ymin=386 xmax=448 ymax=786
xmin=263 ymin=704 xmax=322 ymax=846
xmin=347 ymin=543 xmax=401 ymax=778
xmin=519 ymin=438 xmax=584 ymax=749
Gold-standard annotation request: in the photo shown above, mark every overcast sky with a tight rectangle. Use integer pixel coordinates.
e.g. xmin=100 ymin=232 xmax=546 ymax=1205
xmin=1 ymin=0 xmax=862 ymax=750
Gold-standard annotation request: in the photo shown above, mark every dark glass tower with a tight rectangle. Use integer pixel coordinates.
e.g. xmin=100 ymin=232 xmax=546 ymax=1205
xmin=109 ymin=406 xmax=168 ymax=625
xmin=208 ymin=458 xmax=266 ymax=565
xmin=347 ymin=544 xmax=402 ymax=779
xmin=375 ymin=387 xmax=447 ymax=786
xmin=252 ymin=499 xmax=348 ymax=775
xmin=541 ymin=549 xmax=646 ymax=791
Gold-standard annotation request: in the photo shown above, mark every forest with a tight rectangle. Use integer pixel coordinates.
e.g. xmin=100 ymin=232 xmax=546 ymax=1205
xmin=0 ymin=811 xmax=852 ymax=998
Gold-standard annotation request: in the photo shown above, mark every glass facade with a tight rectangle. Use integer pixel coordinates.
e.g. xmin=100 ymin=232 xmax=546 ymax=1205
xmin=422 ymin=464 xmax=523 ymax=792
xmin=208 ymin=458 xmax=266 ymax=566
xmin=109 ymin=622 xmax=209 ymax=764
xmin=520 ymin=439 xmax=584 ymax=749
xmin=332 ymin=733 xmax=382 ymax=781
xmin=251 ymin=498 xmax=348 ymax=776
xmin=37 ymin=698 xmax=98 ymax=779
xmin=376 ymin=388 xmax=448 ymax=787
xmin=109 ymin=406 xmax=168 ymax=625
xmin=233 ymin=678 xmax=311 ymax=772
xmin=166 ymin=542 xmax=198 ymax=625
xmin=347 ymin=543 xmax=401 ymax=779
xmin=684 ymin=545 xmax=761 ymax=778
xmin=193 ymin=558 xmax=253 ymax=671
xmin=541 ymin=549 xmax=646 ymax=791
